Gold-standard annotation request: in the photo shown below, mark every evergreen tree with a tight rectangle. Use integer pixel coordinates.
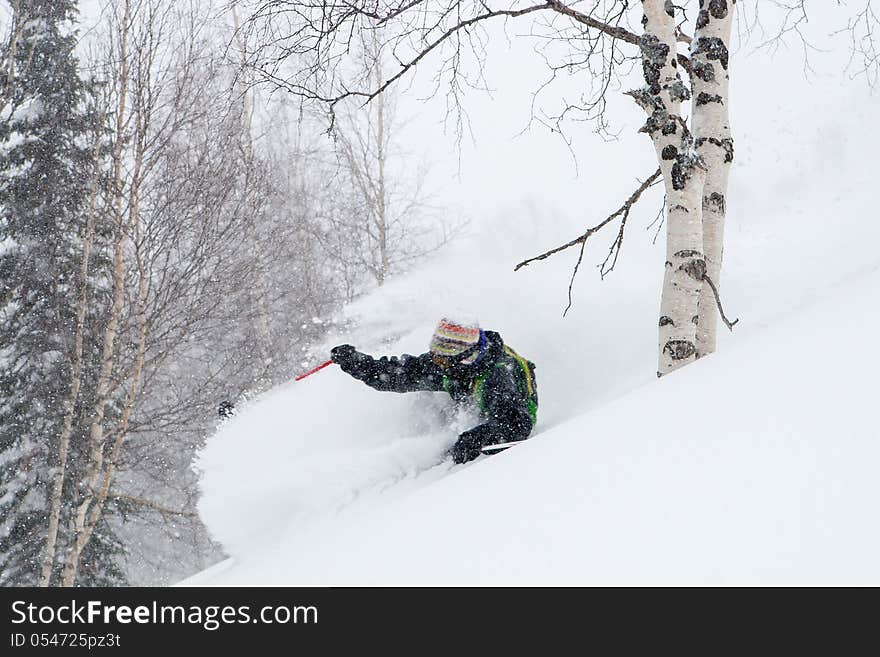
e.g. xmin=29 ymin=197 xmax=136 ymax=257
xmin=0 ymin=0 xmax=124 ymax=586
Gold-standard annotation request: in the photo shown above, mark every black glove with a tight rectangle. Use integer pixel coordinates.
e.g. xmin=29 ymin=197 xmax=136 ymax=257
xmin=330 ymin=344 xmax=358 ymax=372
xmin=218 ymin=400 xmax=235 ymax=419
xmin=450 ymin=429 xmax=483 ymax=465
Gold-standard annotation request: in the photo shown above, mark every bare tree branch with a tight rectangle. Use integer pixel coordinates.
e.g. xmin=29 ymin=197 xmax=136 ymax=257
xmin=514 ymin=167 xmax=661 ymax=316
xmin=515 ymin=167 xmax=661 ymax=272
xmin=108 ymin=493 xmax=198 ymax=519
xmin=702 ymin=273 xmax=739 ymax=331
xmin=545 ymin=0 xmax=637 ymax=45
xmin=253 ymin=2 xmax=553 ymax=129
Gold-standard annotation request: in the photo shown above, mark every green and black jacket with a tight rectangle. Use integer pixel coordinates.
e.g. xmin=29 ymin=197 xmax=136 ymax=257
xmin=337 ymin=331 xmax=538 ymax=448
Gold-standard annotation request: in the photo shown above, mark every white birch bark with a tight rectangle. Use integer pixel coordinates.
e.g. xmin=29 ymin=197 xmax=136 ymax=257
xmin=232 ymin=2 xmax=273 ymax=382
xmin=374 ymin=64 xmax=390 ymax=285
xmin=634 ymin=0 xmax=707 ymax=376
xmin=63 ymin=0 xmax=132 ymax=586
xmin=38 ymin=127 xmax=103 ymax=587
xmin=334 ymin=47 xmax=393 ymax=287
xmin=692 ymin=0 xmax=735 ymax=357
xmin=61 ymin=174 xmax=150 ymax=587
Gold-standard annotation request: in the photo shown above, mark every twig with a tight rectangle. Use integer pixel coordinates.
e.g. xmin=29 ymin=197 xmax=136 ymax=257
xmin=702 ymin=273 xmax=739 ymax=331
xmin=563 ymin=239 xmax=589 ymax=316
xmin=515 ymin=167 xmax=662 ymax=272
xmin=646 ymin=194 xmax=666 ymax=244
xmin=545 ymin=0 xmax=692 ymax=74
xmin=599 ymin=202 xmax=629 ymax=279
xmin=515 ymin=167 xmax=661 ymax=316
xmin=546 ymin=0 xmax=639 ymax=45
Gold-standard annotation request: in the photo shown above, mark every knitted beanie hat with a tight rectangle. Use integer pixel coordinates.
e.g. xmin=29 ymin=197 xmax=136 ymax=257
xmin=429 ymin=318 xmax=481 ymax=365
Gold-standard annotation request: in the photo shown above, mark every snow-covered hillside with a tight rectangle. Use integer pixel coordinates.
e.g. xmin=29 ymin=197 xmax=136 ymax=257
xmin=182 ymin=12 xmax=880 ymax=586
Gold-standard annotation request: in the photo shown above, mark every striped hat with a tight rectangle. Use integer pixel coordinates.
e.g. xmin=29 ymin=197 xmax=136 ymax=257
xmin=429 ymin=318 xmax=482 ymax=365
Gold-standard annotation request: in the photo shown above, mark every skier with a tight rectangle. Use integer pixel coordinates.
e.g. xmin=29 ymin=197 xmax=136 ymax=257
xmin=330 ymin=318 xmax=538 ymax=464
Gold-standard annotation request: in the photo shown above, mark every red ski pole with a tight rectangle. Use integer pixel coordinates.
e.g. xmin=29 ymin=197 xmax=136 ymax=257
xmin=294 ymin=359 xmax=334 ymax=381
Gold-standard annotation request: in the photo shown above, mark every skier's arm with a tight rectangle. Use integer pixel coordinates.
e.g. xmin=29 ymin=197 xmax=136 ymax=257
xmin=331 ymin=345 xmax=445 ymax=393
xmin=450 ymin=366 xmax=533 ymax=463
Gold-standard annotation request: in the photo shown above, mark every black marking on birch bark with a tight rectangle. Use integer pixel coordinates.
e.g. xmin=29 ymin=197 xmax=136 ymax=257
xmin=647 ymin=103 xmax=669 ymax=132
xmin=662 ymin=145 xmax=678 ymax=160
xmin=659 ymin=315 xmax=674 ymax=327
xmin=635 ymin=93 xmax=670 ymax=133
xmin=664 ymin=0 xmax=675 ymax=18
xmin=675 ymin=249 xmax=703 ymax=258
xmin=669 ymin=80 xmax=691 ymax=101
xmin=665 ymin=260 xmax=673 ymax=268
xmin=681 ymin=257 xmax=707 ymax=281
xmin=639 ymin=112 xmax=660 ymax=137
xmin=627 ymin=88 xmax=657 ymax=113
xmin=642 ymin=13 xmax=648 ymax=27
xmin=704 ymin=192 xmax=725 ymax=213
xmin=640 ymin=35 xmax=670 ymax=95
xmin=671 ymin=162 xmax=686 ymax=190
xmin=696 ymin=92 xmax=723 ymax=105
xmin=697 ymin=10 xmax=710 ymax=29
xmin=663 ymin=339 xmax=696 ymax=361
xmin=721 ymin=137 xmax=734 ymax=163
xmin=692 ymin=315 xmax=699 ymax=325
xmin=693 ymin=37 xmax=729 ymax=70
xmin=710 ymin=0 xmax=729 ymax=19
xmin=670 ymin=203 xmax=690 ymax=213
xmin=661 ymin=120 xmax=678 ymax=136
xmin=696 ymin=136 xmax=735 ymax=163
xmin=674 ymin=250 xmax=707 ymax=281
xmin=671 ymin=151 xmax=702 ymax=190
xmin=693 ymin=60 xmax=716 ymax=83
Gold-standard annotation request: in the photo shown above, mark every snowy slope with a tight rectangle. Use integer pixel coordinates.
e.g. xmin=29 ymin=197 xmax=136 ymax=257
xmin=187 ymin=254 xmax=880 ymax=586
xmin=183 ymin=11 xmax=880 ymax=586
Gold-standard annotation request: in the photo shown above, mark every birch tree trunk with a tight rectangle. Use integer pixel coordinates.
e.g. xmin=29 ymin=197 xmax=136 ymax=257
xmin=1 ymin=0 xmax=25 ymax=108
xmin=63 ymin=0 xmax=133 ymax=586
xmin=61 ymin=169 xmax=150 ymax=587
xmin=692 ymin=0 xmax=735 ymax=357
xmin=65 ymin=0 xmax=131 ymax=581
xmin=38 ymin=121 xmax=103 ymax=587
xmin=634 ymin=0 xmax=707 ymax=376
xmin=232 ymin=2 xmax=273 ymax=382
xmin=373 ymin=61 xmax=390 ymax=285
